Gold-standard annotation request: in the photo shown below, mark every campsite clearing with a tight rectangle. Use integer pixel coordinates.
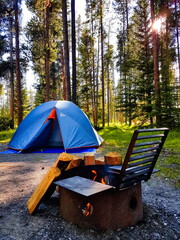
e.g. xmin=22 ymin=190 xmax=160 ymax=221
xmin=0 ymin=144 xmax=179 ymax=240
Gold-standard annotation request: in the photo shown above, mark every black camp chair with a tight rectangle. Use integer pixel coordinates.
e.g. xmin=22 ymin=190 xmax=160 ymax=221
xmin=109 ymin=128 xmax=169 ymax=189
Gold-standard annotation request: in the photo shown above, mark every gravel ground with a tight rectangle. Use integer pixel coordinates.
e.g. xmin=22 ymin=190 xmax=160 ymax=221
xmin=0 ymin=143 xmax=180 ymax=240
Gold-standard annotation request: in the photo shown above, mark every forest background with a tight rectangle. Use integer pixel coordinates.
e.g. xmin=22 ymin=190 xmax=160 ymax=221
xmin=0 ymin=0 xmax=180 ymax=131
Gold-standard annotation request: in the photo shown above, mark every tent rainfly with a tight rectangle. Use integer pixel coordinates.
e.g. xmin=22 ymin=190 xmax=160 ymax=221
xmin=8 ymin=101 xmax=103 ymax=152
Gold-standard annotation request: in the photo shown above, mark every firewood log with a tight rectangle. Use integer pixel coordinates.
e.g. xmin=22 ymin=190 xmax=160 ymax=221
xmin=95 ymin=157 xmax=104 ymax=165
xmin=65 ymin=158 xmax=82 ymax=171
xmin=104 ymin=152 xmax=122 ymax=165
xmin=84 ymin=153 xmax=95 ymax=165
xmin=54 ymin=152 xmax=82 ymax=171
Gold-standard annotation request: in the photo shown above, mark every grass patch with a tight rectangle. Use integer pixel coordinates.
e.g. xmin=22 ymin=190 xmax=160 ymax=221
xmin=98 ymin=125 xmax=180 ymax=187
xmin=0 ymin=125 xmax=179 ymax=187
xmin=157 ymin=154 xmax=180 ymax=187
xmin=0 ymin=129 xmax=15 ymax=143
xmin=164 ymin=130 xmax=180 ymax=154
xmin=98 ymin=124 xmax=135 ymax=158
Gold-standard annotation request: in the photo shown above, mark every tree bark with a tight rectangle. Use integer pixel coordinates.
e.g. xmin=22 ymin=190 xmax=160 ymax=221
xmin=90 ymin=7 xmax=96 ymax=126
xmin=107 ymin=36 xmax=110 ymax=126
xmin=14 ymin=0 xmax=22 ymax=125
xmin=100 ymin=0 xmax=105 ymax=127
xmin=52 ymin=62 xmax=56 ymax=100
xmin=9 ymin=13 xmax=14 ymax=128
xmin=71 ymin=0 xmax=76 ymax=103
xmin=150 ymin=0 xmax=160 ymax=126
xmin=95 ymin=26 xmax=100 ymax=127
xmin=60 ymin=45 xmax=67 ymax=100
xmin=175 ymin=0 xmax=180 ymax=83
xmin=62 ymin=0 xmax=71 ymax=101
xmin=45 ymin=4 xmax=50 ymax=102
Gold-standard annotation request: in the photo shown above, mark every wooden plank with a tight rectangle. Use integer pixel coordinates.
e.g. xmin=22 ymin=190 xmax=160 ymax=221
xmin=137 ymin=128 xmax=169 ymax=133
xmin=132 ymin=146 xmax=159 ymax=154
xmin=122 ymin=168 xmax=151 ymax=182
xmin=120 ymin=168 xmax=160 ymax=189
xmin=26 ymin=166 xmax=61 ymax=215
xmin=134 ymin=140 xmax=162 ymax=147
xmin=128 ymin=158 xmax=154 ymax=168
xmin=125 ymin=163 xmax=152 ymax=174
xmin=129 ymin=152 xmax=157 ymax=161
xmin=137 ymin=134 xmax=164 ymax=140
xmin=116 ymin=130 xmax=138 ymax=189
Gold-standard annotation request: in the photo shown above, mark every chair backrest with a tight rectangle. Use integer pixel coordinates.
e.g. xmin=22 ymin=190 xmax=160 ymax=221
xmin=117 ymin=128 xmax=169 ymax=189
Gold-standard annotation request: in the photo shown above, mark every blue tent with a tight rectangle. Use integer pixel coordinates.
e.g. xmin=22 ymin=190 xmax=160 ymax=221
xmin=8 ymin=101 xmax=103 ymax=152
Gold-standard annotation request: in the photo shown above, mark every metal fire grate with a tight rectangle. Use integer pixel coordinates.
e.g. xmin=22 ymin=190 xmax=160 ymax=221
xmin=54 ymin=176 xmax=114 ymax=196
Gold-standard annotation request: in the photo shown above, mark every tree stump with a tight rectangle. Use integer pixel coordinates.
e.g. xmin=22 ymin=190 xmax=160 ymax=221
xmin=104 ymin=152 xmax=122 ymax=165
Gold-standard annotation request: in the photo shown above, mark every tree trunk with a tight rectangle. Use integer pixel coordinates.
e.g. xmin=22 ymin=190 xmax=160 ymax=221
xmin=14 ymin=0 xmax=22 ymax=125
xmin=90 ymin=8 xmax=96 ymax=126
xmin=95 ymin=26 xmax=100 ymax=127
xmin=150 ymin=0 xmax=160 ymax=126
xmin=71 ymin=0 xmax=76 ymax=103
xmin=60 ymin=45 xmax=67 ymax=100
xmin=107 ymin=36 xmax=110 ymax=126
xmin=45 ymin=4 xmax=50 ymax=102
xmin=62 ymin=0 xmax=71 ymax=101
xmin=92 ymin=46 xmax=96 ymax=126
xmin=9 ymin=14 xmax=14 ymax=128
xmin=100 ymin=0 xmax=105 ymax=127
xmin=175 ymin=0 xmax=180 ymax=83
xmin=52 ymin=62 xmax=56 ymax=100
xmin=165 ymin=1 xmax=170 ymax=111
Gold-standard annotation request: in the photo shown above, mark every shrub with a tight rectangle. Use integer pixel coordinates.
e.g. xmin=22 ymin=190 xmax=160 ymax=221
xmin=0 ymin=115 xmax=13 ymax=131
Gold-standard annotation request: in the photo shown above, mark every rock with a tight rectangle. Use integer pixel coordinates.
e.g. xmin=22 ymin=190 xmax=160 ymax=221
xmin=153 ymin=232 xmax=161 ymax=239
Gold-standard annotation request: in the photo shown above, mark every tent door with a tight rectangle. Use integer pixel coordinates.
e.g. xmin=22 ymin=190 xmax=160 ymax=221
xmin=47 ymin=116 xmax=63 ymax=147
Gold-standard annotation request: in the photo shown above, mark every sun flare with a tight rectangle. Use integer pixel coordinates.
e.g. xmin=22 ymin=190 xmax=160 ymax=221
xmin=152 ymin=17 xmax=166 ymax=32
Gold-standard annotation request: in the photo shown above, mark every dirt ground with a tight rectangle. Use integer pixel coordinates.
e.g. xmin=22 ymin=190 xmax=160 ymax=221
xmin=0 ymin=143 xmax=180 ymax=240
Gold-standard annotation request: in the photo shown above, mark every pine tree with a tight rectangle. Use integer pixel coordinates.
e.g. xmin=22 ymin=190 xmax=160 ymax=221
xmin=131 ymin=0 xmax=154 ymax=124
xmin=115 ymin=0 xmax=131 ymax=125
xmin=62 ymin=0 xmax=71 ymax=101
xmin=26 ymin=0 xmax=63 ymax=104
xmin=100 ymin=0 xmax=105 ymax=127
xmin=71 ymin=0 xmax=76 ymax=103
xmin=78 ymin=27 xmax=92 ymax=117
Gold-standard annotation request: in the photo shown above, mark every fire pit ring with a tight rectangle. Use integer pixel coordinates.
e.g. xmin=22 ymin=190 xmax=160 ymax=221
xmin=56 ymin=176 xmax=143 ymax=230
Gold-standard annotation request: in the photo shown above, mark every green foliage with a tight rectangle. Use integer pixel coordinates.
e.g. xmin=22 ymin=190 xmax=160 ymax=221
xmin=115 ymin=0 xmax=180 ymax=128
xmin=98 ymin=124 xmax=135 ymax=157
xmin=0 ymin=129 xmax=15 ymax=141
xmin=164 ymin=130 xmax=180 ymax=154
xmin=116 ymin=0 xmax=154 ymax=126
xmin=26 ymin=0 xmax=63 ymax=104
xmin=0 ymin=107 xmax=13 ymax=131
xmin=0 ymin=115 xmax=13 ymax=131
xmin=78 ymin=27 xmax=94 ymax=118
